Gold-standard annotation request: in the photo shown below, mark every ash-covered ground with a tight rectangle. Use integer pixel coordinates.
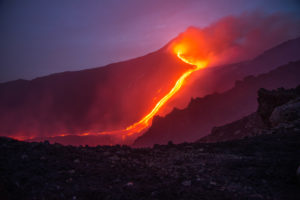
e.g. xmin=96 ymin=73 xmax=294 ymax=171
xmin=0 ymin=131 xmax=300 ymax=200
xmin=1 ymin=86 xmax=300 ymax=200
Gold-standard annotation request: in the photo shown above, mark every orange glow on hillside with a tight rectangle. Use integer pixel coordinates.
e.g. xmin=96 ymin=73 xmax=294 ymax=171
xmin=94 ymin=42 xmax=209 ymax=137
xmin=13 ymin=42 xmax=208 ymax=142
xmin=121 ymin=50 xmax=207 ymax=136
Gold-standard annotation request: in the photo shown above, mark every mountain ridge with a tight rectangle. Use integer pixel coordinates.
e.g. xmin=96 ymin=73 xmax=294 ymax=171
xmin=1 ymin=37 xmax=300 ymax=146
xmin=1 ymin=85 xmax=300 ymax=199
xmin=133 ymin=60 xmax=300 ymax=147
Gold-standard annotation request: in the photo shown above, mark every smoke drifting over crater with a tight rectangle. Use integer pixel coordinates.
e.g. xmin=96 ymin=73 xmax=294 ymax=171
xmin=170 ymin=13 xmax=300 ymax=67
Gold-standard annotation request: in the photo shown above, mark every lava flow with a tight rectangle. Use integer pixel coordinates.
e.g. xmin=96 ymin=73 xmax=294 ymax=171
xmin=12 ymin=44 xmax=208 ymax=141
xmin=93 ymin=46 xmax=208 ymax=138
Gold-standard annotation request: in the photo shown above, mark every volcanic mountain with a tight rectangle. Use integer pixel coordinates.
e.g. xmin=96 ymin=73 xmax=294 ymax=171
xmin=1 ymin=86 xmax=300 ymax=200
xmin=0 ymin=47 xmax=191 ymax=143
xmin=0 ymin=35 xmax=300 ymax=145
xmin=164 ymin=37 xmax=300 ymax=111
xmin=133 ymin=38 xmax=300 ymax=147
xmin=199 ymin=85 xmax=300 ymax=143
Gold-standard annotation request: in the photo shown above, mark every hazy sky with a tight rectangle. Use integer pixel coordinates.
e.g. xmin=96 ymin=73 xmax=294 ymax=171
xmin=1 ymin=0 xmax=300 ymax=82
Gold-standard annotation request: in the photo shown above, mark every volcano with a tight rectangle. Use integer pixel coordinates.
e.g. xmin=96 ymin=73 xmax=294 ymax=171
xmin=0 ymin=46 xmax=192 ymax=143
xmin=1 ymin=31 xmax=300 ymax=146
xmin=133 ymin=60 xmax=300 ymax=147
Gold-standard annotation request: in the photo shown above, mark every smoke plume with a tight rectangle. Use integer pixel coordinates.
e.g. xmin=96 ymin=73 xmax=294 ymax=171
xmin=170 ymin=12 xmax=300 ymax=66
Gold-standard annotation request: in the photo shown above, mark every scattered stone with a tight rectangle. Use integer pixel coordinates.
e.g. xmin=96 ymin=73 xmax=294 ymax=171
xmin=151 ymin=191 xmax=158 ymax=197
xmin=126 ymin=182 xmax=134 ymax=187
xmin=297 ymin=165 xmax=300 ymax=183
xmin=109 ymin=155 xmax=120 ymax=161
xmin=249 ymin=194 xmax=264 ymax=199
xmin=103 ymin=152 xmax=111 ymax=156
xmin=15 ymin=181 xmax=20 ymax=187
xmin=168 ymin=141 xmax=174 ymax=146
xmin=210 ymin=181 xmax=217 ymax=185
xmin=270 ymin=98 xmax=300 ymax=126
xmin=1 ymin=86 xmax=300 ymax=200
xmin=113 ymin=179 xmax=121 ymax=183
xmin=182 ymin=180 xmax=191 ymax=186
xmin=234 ymin=130 xmax=241 ymax=135
xmin=116 ymin=150 xmax=124 ymax=155
xmin=66 ymin=178 xmax=73 ymax=183
xmin=21 ymin=154 xmax=28 ymax=160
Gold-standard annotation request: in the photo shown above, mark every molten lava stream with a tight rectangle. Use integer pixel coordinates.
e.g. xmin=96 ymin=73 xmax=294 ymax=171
xmin=94 ymin=51 xmax=208 ymax=138
xmin=14 ymin=51 xmax=207 ymax=141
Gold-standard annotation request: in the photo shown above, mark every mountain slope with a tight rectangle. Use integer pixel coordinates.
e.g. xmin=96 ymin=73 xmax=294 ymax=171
xmin=200 ymin=86 xmax=300 ymax=143
xmin=1 ymin=128 xmax=299 ymax=199
xmin=133 ymin=61 xmax=300 ymax=147
xmin=1 ymin=84 xmax=300 ymax=200
xmin=167 ymin=37 xmax=300 ymax=111
xmin=0 ymin=49 xmax=190 ymax=139
xmin=1 ymin=37 xmax=300 ymax=145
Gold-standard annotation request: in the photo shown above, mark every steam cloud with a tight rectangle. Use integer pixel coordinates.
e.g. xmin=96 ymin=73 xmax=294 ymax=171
xmin=170 ymin=12 xmax=300 ymax=66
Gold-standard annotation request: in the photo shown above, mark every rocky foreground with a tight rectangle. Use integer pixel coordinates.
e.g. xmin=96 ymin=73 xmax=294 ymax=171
xmin=0 ymin=131 xmax=300 ymax=200
xmin=1 ymin=86 xmax=300 ymax=200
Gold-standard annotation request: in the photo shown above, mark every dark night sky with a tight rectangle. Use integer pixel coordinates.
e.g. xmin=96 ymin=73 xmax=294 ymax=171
xmin=0 ymin=0 xmax=299 ymax=82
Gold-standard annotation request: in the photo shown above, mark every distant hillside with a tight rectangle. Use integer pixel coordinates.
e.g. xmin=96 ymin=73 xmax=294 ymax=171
xmin=1 ymin=86 xmax=300 ymax=199
xmin=0 ymin=49 xmax=190 ymax=139
xmin=133 ymin=61 xmax=300 ymax=147
xmin=167 ymin=37 xmax=300 ymax=111
xmin=1 ymin=113 xmax=300 ymax=199
xmin=200 ymin=86 xmax=300 ymax=143
xmin=1 ymin=37 xmax=300 ymax=146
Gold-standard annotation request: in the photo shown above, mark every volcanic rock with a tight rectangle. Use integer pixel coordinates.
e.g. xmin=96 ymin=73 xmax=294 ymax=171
xmin=1 ymin=80 xmax=300 ymax=200
xmin=134 ymin=61 xmax=300 ymax=147
xmin=0 ymin=130 xmax=300 ymax=199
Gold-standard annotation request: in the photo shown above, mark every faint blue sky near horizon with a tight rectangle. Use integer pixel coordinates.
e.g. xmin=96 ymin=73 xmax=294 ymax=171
xmin=0 ymin=0 xmax=299 ymax=82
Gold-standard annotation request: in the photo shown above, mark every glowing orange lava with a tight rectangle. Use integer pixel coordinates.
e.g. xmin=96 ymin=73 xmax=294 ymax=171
xmin=95 ymin=45 xmax=208 ymax=137
xmin=13 ymin=44 xmax=208 ymax=141
xmin=118 ymin=52 xmax=208 ymax=136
